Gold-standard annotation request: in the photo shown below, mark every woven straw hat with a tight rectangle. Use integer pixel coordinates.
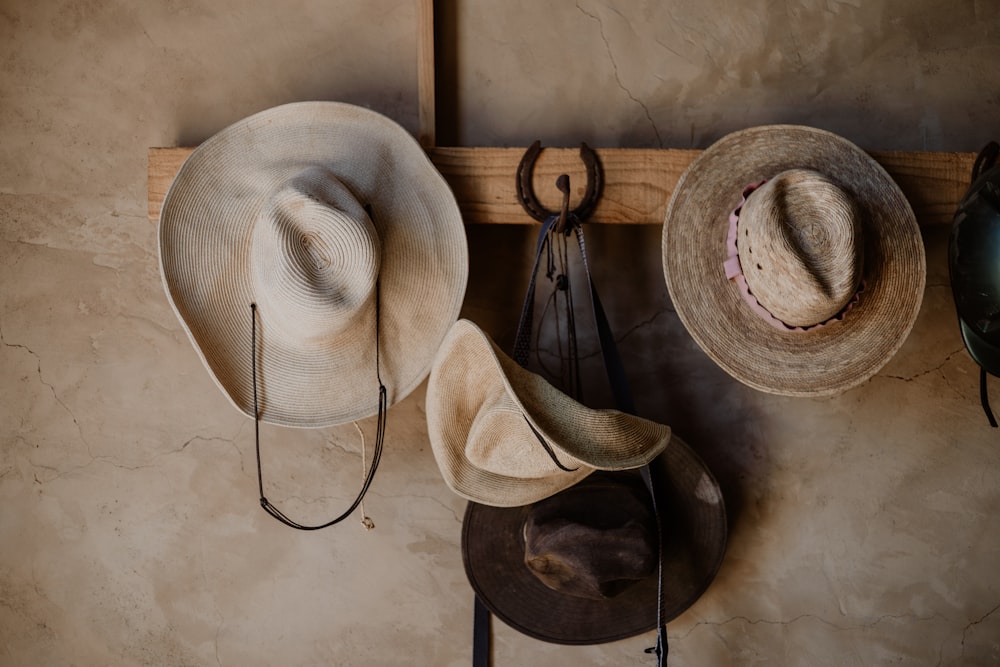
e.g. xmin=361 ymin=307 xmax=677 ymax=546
xmin=463 ymin=444 xmax=727 ymax=645
xmin=159 ymin=102 xmax=468 ymax=427
xmin=662 ymin=125 xmax=925 ymax=396
xmin=427 ymin=319 xmax=672 ymax=507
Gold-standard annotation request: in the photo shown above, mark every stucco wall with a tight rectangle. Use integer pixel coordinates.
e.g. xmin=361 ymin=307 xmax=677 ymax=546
xmin=2 ymin=1 xmax=999 ymax=665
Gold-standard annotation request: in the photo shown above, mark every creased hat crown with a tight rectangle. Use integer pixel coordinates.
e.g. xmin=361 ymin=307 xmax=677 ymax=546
xmin=252 ymin=167 xmax=380 ymax=344
xmin=661 ymin=124 xmax=925 ymax=396
xmin=738 ymin=169 xmax=864 ymax=327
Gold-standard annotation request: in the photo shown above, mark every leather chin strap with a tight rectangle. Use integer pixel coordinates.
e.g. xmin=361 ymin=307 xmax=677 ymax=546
xmin=248 ymin=204 xmax=387 ymax=531
xmin=981 ymin=360 xmax=998 ymax=428
xmin=249 ymin=296 xmax=387 ymax=531
xmin=473 ymin=214 xmax=667 ymax=666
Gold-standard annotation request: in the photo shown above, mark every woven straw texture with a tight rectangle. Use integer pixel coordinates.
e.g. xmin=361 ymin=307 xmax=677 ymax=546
xmin=662 ymin=125 xmax=925 ymax=396
xmin=739 ymin=169 xmax=864 ymax=326
xmin=159 ymin=102 xmax=468 ymax=427
xmin=462 ymin=441 xmax=727 ymax=645
xmin=427 ymin=320 xmax=672 ymax=507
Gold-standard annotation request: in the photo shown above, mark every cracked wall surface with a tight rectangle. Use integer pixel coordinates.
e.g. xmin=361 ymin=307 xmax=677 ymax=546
xmin=2 ymin=1 xmax=1000 ymax=665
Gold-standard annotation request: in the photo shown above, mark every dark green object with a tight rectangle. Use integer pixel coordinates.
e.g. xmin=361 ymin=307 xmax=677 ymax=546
xmin=949 ymin=141 xmax=1000 ymax=425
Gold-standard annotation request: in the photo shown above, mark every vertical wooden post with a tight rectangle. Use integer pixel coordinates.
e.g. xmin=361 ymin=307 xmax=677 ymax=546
xmin=417 ymin=0 xmax=436 ymax=148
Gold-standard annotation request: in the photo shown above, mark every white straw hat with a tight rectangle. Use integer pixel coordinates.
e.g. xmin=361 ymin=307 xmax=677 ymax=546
xmin=159 ymin=102 xmax=468 ymax=426
xmin=662 ymin=125 xmax=925 ymax=396
xmin=427 ymin=319 xmax=672 ymax=507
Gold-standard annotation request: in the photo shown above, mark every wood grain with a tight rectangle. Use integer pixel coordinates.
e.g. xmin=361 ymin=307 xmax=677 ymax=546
xmin=148 ymin=146 xmax=976 ymax=226
xmin=416 ymin=0 xmax=435 ymax=148
xmin=148 ymin=147 xmax=190 ymax=223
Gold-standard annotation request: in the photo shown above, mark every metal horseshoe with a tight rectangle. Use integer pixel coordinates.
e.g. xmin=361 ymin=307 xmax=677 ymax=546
xmin=515 ymin=140 xmax=604 ymax=227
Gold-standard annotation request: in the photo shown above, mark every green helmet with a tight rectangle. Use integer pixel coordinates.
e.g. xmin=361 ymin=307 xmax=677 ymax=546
xmin=949 ymin=141 xmax=1000 ymax=425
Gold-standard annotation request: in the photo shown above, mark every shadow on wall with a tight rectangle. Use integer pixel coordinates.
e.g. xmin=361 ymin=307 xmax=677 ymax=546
xmin=460 ymin=220 xmax=772 ymax=541
xmin=583 ymin=222 xmax=771 ymax=536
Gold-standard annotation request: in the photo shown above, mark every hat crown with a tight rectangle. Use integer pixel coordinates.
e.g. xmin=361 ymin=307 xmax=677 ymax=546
xmin=738 ymin=169 xmax=864 ymax=327
xmin=464 ymin=387 xmax=582 ymax=479
xmin=522 ymin=478 xmax=657 ymax=600
xmin=251 ymin=167 xmax=380 ymax=343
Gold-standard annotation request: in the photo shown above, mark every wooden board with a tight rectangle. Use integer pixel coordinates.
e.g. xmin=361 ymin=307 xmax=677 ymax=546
xmin=148 ymin=146 xmax=976 ymax=226
xmin=416 ymin=0 xmax=435 ymax=148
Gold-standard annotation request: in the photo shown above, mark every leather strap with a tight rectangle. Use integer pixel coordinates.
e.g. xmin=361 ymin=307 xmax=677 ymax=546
xmin=981 ymin=366 xmax=998 ymax=428
xmin=513 ymin=214 xmax=635 ymax=413
xmin=638 ymin=463 xmax=668 ymax=666
xmin=473 ymin=595 xmax=491 ymax=667
xmin=250 ymin=298 xmax=387 ymax=530
xmin=475 ymin=216 xmax=667 ymax=665
xmin=513 ymin=214 xmax=562 ymax=368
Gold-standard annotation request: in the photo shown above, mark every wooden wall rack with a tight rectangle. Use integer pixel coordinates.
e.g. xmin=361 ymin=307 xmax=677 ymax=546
xmin=148 ymin=145 xmax=974 ymax=228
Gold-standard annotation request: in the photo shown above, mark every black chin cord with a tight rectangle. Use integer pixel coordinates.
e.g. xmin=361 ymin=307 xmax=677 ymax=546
xmin=249 ymin=285 xmax=387 ymax=530
xmin=980 ymin=366 xmax=998 ymax=428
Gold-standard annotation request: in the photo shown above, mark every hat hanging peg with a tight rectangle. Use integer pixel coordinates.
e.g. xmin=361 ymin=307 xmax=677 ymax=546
xmin=555 ymin=173 xmax=572 ymax=234
xmin=515 ymin=139 xmax=604 ymax=230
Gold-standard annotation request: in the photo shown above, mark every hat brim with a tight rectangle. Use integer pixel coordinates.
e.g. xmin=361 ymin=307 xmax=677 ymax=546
xmin=662 ymin=125 xmax=925 ymax=396
xmin=428 ymin=320 xmax=672 ymax=507
xmin=159 ymin=102 xmax=468 ymax=426
xmin=462 ymin=437 xmax=727 ymax=645
xmin=959 ymin=319 xmax=1000 ymax=375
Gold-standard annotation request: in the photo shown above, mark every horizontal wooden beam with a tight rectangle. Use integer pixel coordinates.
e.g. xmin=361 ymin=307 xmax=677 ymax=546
xmin=148 ymin=146 xmax=976 ymax=226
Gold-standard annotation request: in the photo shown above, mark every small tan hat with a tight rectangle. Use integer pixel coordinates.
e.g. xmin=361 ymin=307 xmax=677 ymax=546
xmin=662 ymin=125 xmax=925 ymax=396
xmin=159 ymin=102 xmax=468 ymax=426
xmin=427 ymin=319 xmax=672 ymax=507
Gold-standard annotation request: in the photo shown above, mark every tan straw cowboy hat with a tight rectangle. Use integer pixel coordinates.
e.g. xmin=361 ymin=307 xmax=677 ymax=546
xmin=159 ymin=102 xmax=468 ymax=427
xmin=427 ymin=319 xmax=672 ymax=507
xmin=662 ymin=125 xmax=925 ymax=396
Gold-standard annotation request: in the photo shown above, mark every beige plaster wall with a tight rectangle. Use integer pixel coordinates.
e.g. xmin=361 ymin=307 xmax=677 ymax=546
xmin=1 ymin=1 xmax=999 ymax=665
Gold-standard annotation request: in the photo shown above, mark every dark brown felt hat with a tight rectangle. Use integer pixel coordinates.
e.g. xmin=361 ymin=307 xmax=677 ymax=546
xmin=461 ymin=437 xmax=727 ymax=645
